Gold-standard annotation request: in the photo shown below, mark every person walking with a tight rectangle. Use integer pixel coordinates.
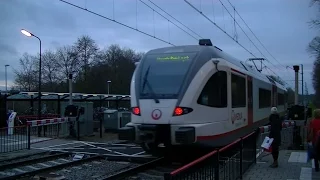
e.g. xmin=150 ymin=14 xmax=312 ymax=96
xmin=307 ymin=109 xmax=320 ymax=172
xmin=269 ymin=107 xmax=282 ymax=168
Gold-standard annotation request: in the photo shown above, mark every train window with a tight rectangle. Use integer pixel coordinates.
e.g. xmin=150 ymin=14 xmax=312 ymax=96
xmin=278 ymin=93 xmax=284 ymax=105
xmin=197 ymin=71 xmax=227 ymax=108
xmin=231 ymin=74 xmax=246 ymax=108
xmin=139 ymin=52 xmax=197 ymax=99
xmin=259 ymin=88 xmax=271 ymax=108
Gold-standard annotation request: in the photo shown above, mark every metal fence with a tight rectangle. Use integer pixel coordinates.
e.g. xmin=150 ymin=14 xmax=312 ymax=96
xmin=0 ymin=117 xmax=79 ymax=153
xmin=0 ymin=125 xmax=28 ymax=153
xmin=164 ymin=131 xmax=257 ymax=180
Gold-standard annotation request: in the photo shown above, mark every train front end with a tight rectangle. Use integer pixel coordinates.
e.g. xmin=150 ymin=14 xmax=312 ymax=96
xmin=118 ymin=46 xmax=199 ymax=153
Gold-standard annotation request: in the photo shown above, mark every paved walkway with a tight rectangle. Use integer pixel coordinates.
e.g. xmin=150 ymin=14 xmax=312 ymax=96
xmin=243 ymin=150 xmax=320 ymax=180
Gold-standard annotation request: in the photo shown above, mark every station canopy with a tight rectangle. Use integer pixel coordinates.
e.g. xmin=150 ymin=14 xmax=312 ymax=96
xmin=6 ymin=92 xmax=131 ymax=101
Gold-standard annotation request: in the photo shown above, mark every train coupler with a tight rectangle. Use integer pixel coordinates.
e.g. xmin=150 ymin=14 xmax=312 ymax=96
xmin=118 ymin=126 xmax=135 ymax=141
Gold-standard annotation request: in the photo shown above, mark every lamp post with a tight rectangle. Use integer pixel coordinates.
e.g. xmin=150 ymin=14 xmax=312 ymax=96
xmin=21 ymin=29 xmax=42 ymax=120
xmin=107 ymin=80 xmax=111 ymax=108
xmin=5 ymin=65 xmax=9 ymax=92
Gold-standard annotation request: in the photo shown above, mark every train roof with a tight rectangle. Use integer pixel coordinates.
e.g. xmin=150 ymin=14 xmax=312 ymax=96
xmin=146 ymin=41 xmax=287 ymax=92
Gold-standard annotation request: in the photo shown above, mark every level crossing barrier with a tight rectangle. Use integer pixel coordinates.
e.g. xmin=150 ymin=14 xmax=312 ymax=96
xmin=164 ymin=120 xmax=295 ymax=180
xmin=0 ymin=116 xmax=78 ymax=153
xmin=256 ymin=120 xmax=295 ymax=158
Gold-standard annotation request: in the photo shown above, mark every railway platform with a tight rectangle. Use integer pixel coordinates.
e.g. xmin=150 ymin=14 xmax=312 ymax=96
xmin=243 ymin=150 xmax=320 ymax=180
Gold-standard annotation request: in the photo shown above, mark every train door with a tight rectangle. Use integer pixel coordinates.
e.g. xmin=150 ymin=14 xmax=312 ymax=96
xmin=247 ymin=76 xmax=253 ymax=125
xmin=230 ymin=69 xmax=247 ymax=128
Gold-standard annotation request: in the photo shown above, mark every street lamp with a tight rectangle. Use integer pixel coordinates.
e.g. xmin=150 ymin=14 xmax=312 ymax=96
xmin=5 ymin=65 xmax=9 ymax=92
xmin=107 ymin=80 xmax=111 ymax=108
xmin=21 ymin=29 xmax=42 ymax=120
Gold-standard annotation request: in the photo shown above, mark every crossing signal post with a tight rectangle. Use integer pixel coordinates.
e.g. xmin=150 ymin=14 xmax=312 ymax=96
xmin=68 ymin=73 xmax=73 ymax=105
xmin=293 ymin=65 xmax=299 ymax=105
xmin=64 ymin=104 xmax=85 ymax=140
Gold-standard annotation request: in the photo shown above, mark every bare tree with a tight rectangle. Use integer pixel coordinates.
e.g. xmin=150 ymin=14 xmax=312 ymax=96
xmin=312 ymin=55 xmax=320 ymax=105
xmin=309 ymin=0 xmax=320 ymax=29
xmin=74 ymin=35 xmax=98 ymax=81
xmin=12 ymin=35 xmax=143 ymax=96
xmin=307 ymin=0 xmax=320 ymax=106
xmin=56 ymin=46 xmax=81 ymax=81
xmin=13 ymin=53 xmax=38 ymax=91
xmin=42 ymin=50 xmax=60 ymax=90
xmin=307 ymin=36 xmax=320 ymax=56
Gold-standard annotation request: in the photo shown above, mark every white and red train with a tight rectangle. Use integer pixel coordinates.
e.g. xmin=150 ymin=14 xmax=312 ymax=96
xmin=119 ymin=39 xmax=287 ymax=154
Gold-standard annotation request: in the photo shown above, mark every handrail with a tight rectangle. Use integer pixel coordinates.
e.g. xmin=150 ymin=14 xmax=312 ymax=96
xmin=219 ymin=138 xmax=241 ymax=152
xmin=170 ymin=150 xmax=218 ymax=175
xmin=170 ymin=131 xmax=256 ymax=176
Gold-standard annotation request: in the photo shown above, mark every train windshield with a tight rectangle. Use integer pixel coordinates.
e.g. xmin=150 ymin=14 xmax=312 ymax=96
xmin=139 ymin=52 xmax=197 ymax=99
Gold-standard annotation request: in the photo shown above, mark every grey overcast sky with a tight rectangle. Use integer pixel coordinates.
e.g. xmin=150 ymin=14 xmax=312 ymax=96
xmin=0 ymin=0 xmax=318 ymax=94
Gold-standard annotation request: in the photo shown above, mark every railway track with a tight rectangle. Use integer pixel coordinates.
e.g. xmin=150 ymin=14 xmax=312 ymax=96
xmin=0 ymin=142 xmax=249 ymax=180
xmin=102 ymin=157 xmax=182 ymax=180
xmin=0 ymin=152 xmax=101 ymax=180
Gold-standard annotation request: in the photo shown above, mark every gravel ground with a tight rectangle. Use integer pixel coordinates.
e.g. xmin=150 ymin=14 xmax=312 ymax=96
xmin=0 ymin=155 xmax=73 ymax=177
xmin=122 ymin=165 xmax=176 ymax=180
xmin=54 ymin=159 xmax=139 ymax=180
xmin=104 ymin=163 xmax=182 ymax=180
xmin=0 ymin=151 xmax=53 ymax=166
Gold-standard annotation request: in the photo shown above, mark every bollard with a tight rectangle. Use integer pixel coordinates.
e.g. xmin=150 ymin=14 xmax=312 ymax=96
xmin=100 ymin=113 xmax=102 ymax=138
xmin=27 ymin=124 xmax=31 ymax=150
xmin=77 ymin=117 xmax=80 ymax=141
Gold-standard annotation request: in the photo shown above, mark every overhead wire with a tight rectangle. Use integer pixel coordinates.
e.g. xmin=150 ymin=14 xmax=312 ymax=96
xmin=217 ymin=0 xmax=268 ymax=61
xmin=219 ymin=0 xmax=292 ymax=83
xmin=182 ymin=0 xmax=282 ymax=78
xmin=218 ymin=1 xmax=264 ymax=55
xmin=146 ymin=0 xmax=203 ymax=39
xmin=59 ymin=0 xmax=175 ymax=46
xmin=183 ymin=0 xmax=256 ymax=57
xmin=184 ymin=0 xmax=280 ymax=79
xmin=60 ymin=0 xmax=202 ymax=46
xmin=226 ymin=0 xmax=290 ymax=71
xmin=138 ymin=0 xmax=199 ymax=41
xmin=61 ymin=0 xmax=293 ymax=87
xmin=218 ymin=0 xmax=282 ymax=74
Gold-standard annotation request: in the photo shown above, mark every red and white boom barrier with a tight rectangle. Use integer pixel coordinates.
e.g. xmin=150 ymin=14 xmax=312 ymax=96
xmin=26 ymin=117 xmax=76 ymax=127
xmin=259 ymin=121 xmax=295 ymax=133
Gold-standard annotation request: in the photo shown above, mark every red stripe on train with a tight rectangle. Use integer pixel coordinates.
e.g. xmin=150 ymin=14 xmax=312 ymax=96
xmin=197 ymin=120 xmax=260 ymax=140
xmin=231 ymin=68 xmax=246 ymax=76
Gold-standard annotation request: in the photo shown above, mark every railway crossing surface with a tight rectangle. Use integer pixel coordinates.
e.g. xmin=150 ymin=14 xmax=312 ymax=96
xmin=1 ymin=121 xmax=319 ymax=180
xmin=32 ymin=140 xmax=150 ymax=157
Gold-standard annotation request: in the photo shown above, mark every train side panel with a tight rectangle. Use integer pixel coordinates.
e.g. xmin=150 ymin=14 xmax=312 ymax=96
xmin=252 ymin=77 xmax=272 ymax=123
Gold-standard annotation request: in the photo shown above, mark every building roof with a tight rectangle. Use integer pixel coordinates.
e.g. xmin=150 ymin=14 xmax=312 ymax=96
xmin=6 ymin=92 xmax=130 ymax=101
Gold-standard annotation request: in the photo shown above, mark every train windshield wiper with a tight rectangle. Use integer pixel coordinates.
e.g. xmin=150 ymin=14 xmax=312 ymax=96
xmin=141 ymin=66 xmax=160 ymax=103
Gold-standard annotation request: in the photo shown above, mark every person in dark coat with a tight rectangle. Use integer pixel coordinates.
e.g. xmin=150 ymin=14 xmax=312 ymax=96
xmin=307 ymin=109 xmax=320 ymax=172
xmin=268 ymin=107 xmax=282 ymax=168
